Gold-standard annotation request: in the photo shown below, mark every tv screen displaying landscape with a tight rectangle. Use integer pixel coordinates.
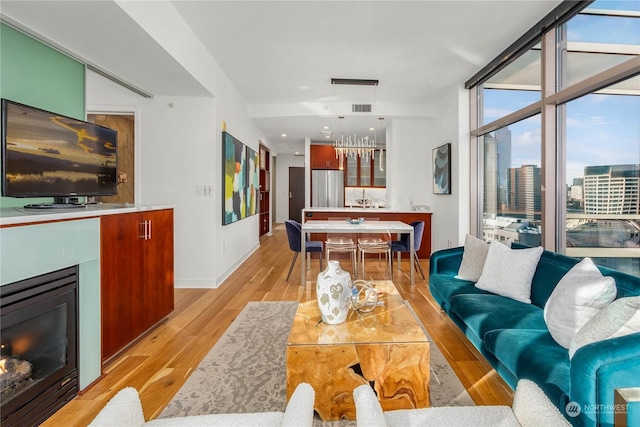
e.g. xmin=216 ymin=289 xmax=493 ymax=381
xmin=2 ymin=100 xmax=118 ymax=198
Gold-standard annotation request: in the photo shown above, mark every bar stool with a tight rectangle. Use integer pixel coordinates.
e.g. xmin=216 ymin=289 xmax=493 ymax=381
xmin=325 ymin=236 xmax=358 ymax=276
xmin=358 ymin=237 xmax=391 ymax=278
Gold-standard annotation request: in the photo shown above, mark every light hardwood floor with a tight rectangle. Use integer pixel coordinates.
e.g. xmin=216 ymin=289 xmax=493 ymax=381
xmin=42 ymin=223 xmax=513 ymax=426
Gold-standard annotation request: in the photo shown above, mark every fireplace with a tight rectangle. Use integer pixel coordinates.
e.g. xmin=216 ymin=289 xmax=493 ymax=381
xmin=0 ymin=266 xmax=78 ymax=427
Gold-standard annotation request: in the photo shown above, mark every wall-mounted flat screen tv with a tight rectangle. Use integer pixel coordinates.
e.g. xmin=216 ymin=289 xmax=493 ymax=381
xmin=1 ymin=99 xmax=118 ymax=206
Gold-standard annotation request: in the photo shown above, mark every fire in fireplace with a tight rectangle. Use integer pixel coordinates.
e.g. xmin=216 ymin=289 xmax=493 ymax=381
xmin=0 ymin=266 xmax=78 ymax=427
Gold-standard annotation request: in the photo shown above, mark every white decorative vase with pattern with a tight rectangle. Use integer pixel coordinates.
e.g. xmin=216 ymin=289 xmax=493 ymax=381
xmin=316 ymin=260 xmax=352 ymax=324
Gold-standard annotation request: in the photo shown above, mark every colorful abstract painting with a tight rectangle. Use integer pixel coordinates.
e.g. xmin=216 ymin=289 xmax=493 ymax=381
xmin=246 ymin=146 xmax=259 ymax=217
xmin=223 ymin=132 xmax=246 ymax=224
xmin=223 ymin=131 xmax=260 ymax=225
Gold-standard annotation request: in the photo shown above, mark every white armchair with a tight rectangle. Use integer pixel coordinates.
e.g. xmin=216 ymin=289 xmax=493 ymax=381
xmin=354 ymin=379 xmax=570 ymax=427
xmin=88 ymin=382 xmax=315 ymax=427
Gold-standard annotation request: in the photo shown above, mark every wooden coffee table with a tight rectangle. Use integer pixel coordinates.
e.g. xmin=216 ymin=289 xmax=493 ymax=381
xmin=286 ymin=280 xmax=430 ymax=421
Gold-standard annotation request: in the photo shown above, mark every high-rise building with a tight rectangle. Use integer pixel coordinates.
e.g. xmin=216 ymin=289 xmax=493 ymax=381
xmin=483 ymin=127 xmax=512 ymax=213
xmin=483 ymin=134 xmax=499 ymax=214
xmin=495 ymin=127 xmax=512 ymax=207
xmin=584 ymin=165 xmax=640 ymax=214
xmin=570 ymin=185 xmax=583 ymax=201
xmin=507 ymin=165 xmax=541 ymax=221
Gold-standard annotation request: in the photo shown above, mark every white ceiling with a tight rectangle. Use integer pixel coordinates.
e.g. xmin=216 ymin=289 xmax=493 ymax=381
xmin=0 ymin=0 xmax=563 ymax=155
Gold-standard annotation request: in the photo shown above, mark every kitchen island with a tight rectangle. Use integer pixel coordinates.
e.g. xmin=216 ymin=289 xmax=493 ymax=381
xmin=302 ymin=208 xmax=432 ymax=258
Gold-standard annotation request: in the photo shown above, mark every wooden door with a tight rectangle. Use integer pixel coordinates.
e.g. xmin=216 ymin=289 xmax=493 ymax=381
xmin=259 ymin=143 xmax=271 ymax=236
xmin=289 ymin=167 xmax=305 ymax=223
xmin=88 ymin=113 xmax=135 ymax=204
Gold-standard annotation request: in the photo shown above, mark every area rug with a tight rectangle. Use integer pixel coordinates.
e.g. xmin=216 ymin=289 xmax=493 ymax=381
xmin=158 ymin=301 xmax=473 ymax=426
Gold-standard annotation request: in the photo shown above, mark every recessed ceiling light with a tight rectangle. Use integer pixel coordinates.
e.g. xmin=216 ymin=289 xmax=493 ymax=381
xmin=369 ymin=127 xmax=374 ymax=131
xmin=325 ymin=135 xmax=331 ymax=139
xmin=323 ymin=126 xmax=329 ymax=130
xmin=281 ymin=133 xmax=287 ymax=137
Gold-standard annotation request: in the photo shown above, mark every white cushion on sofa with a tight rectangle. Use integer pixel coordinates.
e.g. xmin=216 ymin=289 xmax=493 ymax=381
xmin=455 ymin=234 xmax=490 ymax=282
xmin=474 ymin=241 xmax=543 ymax=304
xmin=568 ymin=296 xmax=640 ymax=358
xmin=544 ymin=257 xmax=617 ymax=349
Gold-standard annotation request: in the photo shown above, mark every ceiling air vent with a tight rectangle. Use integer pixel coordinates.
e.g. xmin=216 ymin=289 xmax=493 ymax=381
xmin=352 ymin=104 xmax=372 ymax=113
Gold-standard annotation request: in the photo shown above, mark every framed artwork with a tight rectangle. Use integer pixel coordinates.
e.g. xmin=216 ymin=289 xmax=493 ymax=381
xmin=223 ymin=131 xmax=260 ymax=225
xmin=433 ymin=143 xmax=451 ymax=194
xmin=246 ymin=146 xmax=259 ymax=217
xmin=223 ymin=131 xmax=247 ymax=225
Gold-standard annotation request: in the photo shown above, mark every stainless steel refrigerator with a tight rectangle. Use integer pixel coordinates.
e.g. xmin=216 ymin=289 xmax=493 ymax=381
xmin=312 ymin=170 xmax=344 ymax=207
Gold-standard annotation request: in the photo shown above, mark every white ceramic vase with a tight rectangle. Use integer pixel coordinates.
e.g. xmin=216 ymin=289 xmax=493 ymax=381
xmin=316 ymin=260 xmax=352 ymax=324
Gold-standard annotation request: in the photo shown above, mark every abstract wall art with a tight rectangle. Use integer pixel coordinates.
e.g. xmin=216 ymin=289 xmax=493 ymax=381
xmin=223 ymin=131 xmax=247 ymax=225
xmin=433 ymin=142 xmax=451 ymax=195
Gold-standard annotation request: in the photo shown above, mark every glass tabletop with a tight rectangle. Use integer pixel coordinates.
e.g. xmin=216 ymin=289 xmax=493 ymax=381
xmin=288 ymin=281 xmax=427 ymax=346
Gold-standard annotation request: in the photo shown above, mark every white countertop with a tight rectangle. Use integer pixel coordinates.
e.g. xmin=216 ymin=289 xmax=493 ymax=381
xmin=301 ymin=219 xmax=414 ymax=232
xmin=303 ymin=207 xmax=431 ymax=214
xmin=0 ymin=203 xmax=175 ymax=226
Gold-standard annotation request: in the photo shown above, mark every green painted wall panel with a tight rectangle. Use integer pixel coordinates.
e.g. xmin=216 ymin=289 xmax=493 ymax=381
xmin=0 ymin=23 xmax=86 ymax=208
xmin=0 ymin=219 xmax=101 ymax=389
xmin=78 ymin=258 xmax=101 ymax=389
xmin=0 ymin=25 xmax=97 ymax=388
xmin=0 ymin=23 xmax=85 ymax=118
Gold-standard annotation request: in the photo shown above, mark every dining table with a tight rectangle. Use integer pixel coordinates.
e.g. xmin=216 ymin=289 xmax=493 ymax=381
xmin=300 ymin=219 xmax=415 ymax=285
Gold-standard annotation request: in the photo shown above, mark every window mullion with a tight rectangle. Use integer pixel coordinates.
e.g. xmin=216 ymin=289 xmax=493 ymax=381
xmin=541 ymin=29 xmax=559 ymax=252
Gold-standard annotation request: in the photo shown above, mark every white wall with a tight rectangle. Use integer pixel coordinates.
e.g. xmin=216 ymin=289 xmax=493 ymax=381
xmin=386 ymin=119 xmax=434 ymax=211
xmin=275 ymin=154 xmax=305 ymax=223
xmin=384 ymin=86 xmax=469 ymax=255
xmin=87 ymin=70 xmax=268 ymax=288
xmin=429 ymin=84 xmax=470 ymax=252
xmin=86 ymin=2 xmax=274 ymax=288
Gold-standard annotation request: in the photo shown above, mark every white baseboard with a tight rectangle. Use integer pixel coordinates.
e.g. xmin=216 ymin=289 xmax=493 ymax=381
xmin=173 ymin=243 xmax=260 ymax=289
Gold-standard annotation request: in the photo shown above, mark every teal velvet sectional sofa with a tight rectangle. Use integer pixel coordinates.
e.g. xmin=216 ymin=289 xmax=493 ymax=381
xmin=429 ymin=245 xmax=640 ymax=427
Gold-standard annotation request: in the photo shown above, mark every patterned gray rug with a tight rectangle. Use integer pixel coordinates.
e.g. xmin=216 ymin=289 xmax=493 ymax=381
xmin=158 ymin=301 xmax=473 ymax=426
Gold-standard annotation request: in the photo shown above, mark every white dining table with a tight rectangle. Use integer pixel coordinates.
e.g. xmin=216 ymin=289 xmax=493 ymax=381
xmin=300 ymin=220 xmax=415 ymax=285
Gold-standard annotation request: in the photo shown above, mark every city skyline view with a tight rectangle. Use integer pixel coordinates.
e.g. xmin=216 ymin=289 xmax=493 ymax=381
xmin=478 ymin=0 xmax=638 ymax=275
xmin=483 ymin=0 xmax=639 ymax=185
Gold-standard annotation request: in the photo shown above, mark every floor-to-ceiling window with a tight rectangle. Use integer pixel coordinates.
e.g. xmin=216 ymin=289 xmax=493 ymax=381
xmin=469 ymin=0 xmax=639 ymax=276
xmin=560 ymin=2 xmax=640 ymax=275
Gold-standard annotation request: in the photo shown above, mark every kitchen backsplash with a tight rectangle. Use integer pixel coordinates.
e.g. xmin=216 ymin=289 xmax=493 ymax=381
xmin=345 ymin=187 xmax=387 ymax=208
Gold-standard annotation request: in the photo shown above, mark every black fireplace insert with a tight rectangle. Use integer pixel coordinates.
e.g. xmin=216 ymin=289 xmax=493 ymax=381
xmin=0 ymin=266 xmax=78 ymax=426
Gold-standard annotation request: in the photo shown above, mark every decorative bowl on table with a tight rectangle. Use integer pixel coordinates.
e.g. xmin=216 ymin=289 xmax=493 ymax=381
xmin=346 ymin=218 xmax=365 ymax=224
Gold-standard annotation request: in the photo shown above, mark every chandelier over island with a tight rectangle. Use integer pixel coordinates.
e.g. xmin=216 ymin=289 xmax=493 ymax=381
xmin=333 ymin=132 xmax=376 ymax=160
xmin=330 ymin=78 xmax=381 ymax=170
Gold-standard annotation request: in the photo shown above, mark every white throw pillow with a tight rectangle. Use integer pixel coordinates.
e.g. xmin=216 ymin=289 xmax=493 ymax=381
xmin=455 ymin=234 xmax=490 ymax=282
xmin=543 ymin=258 xmax=617 ymax=349
xmin=475 ymin=241 xmax=543 ymax=304
xmin=568 ymin=296 xmax=640 ymax=358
